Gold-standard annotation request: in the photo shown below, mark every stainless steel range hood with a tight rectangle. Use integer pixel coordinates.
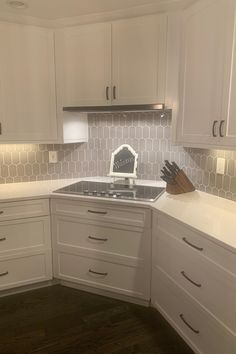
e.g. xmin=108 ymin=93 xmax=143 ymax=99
xmin=63 ymin=103 xmax=166 ymax=113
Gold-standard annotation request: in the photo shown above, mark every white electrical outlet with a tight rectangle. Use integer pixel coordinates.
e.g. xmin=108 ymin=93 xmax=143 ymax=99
xmin=216 ymin=157 xmax=225 ymax=175
xmin=49 ymin=151 xmax=58 ymax=163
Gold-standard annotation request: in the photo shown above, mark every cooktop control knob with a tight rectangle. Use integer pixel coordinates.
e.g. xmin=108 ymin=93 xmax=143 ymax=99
xmin=93 ymin=190 xmax=97 ymax=195
xmin=108 ymin=191 xmax=113 ymax=196
xmin=84 ymin=190 xmax=89 ymax=194
xmin=116 ymin=193 xmax=121 ymax=197
xmin=101 ymin=191 xmax=106 ymax=195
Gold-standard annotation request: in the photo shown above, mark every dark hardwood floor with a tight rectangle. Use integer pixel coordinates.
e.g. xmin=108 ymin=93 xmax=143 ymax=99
xmin=0 ymin=285 xmax=194 ymax=354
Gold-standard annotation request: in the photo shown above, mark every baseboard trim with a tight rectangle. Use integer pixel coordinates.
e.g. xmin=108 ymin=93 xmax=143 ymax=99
xmin=0 ymin=278 xmax=150 ymax=307
xmin=60 ymin=279 xmax=150 ymax=307
xmin=0 ymin=279 xmax=59 ymax=298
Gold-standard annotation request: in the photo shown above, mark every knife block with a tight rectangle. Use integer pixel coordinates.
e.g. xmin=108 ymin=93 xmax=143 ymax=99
xmin=166 ymin=170 xmax=195 ymax=195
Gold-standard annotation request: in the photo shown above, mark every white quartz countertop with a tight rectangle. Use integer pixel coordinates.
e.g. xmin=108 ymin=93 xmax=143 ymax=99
xmin=0 ymin=177 xmax=235 ymax=252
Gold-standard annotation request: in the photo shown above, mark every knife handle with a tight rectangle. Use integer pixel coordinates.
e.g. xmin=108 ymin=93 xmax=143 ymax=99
xmin=172 ymin=161 xmax=181 ymax=172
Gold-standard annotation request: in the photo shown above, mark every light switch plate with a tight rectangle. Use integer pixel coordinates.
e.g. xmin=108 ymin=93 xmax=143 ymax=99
xmin=216 ymin=157 xmax=225 ymax=175
xmin=49 ymin=151 xmax=58 ymax=163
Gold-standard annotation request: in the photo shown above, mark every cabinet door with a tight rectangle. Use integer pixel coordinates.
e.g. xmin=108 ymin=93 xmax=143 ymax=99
xmin=177 ymin=0 xmax=236 ymax=146
xmin=55 ymin=23 xmax=111 ymax=107
xmin=112 ymin=15 xmax=167 ymax=105
xmin=0 ymin=23 xmax=57 ymax=143
xmin=219 ymin=2 xmax=236 ymax=147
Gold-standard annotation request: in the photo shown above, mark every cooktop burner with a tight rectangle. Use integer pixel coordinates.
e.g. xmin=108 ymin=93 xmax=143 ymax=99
xmin=53 ymin=181 xmax=165 ymax=202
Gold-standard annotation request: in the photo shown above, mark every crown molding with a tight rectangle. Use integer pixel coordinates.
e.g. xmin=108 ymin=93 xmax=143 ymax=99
xmin=0 ymin=11 xmax=52 ymax=27
xmin=53 ymin=0 xmax=196 ymax=28
xmin=0 ymin=0 xmax=196 ymax=28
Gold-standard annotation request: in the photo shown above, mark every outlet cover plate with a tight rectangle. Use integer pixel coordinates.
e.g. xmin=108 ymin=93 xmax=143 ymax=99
xmin=216 ymin=157 xmax=225 ymax=175
xmin=49 ymin=151 xmax=58 ymax=163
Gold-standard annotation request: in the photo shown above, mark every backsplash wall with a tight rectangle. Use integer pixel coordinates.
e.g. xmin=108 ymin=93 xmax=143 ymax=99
xmin=0 ymin=111 xmax=236 ymax=201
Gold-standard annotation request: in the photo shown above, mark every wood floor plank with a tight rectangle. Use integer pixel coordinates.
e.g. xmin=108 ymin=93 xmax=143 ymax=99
xmin=0 ymin=285 xmax=194 ymax=354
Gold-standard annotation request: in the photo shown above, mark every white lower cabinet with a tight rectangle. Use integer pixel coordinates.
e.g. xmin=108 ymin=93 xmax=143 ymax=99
xmin=0 ymin=217 xmax=51 ymax=255
xmin=57 ymin=253 xmax=148 ymax=299
xmin=51 ymin=199 xmax=151 ymax=301
xmin=0 ymin=199 xmax=52 ymax=292
xmin=151 ymin=212 xmax=236 ymax=354
xmin=152 ymin=267 xmax=236 ymax=354
xmin=2 ymin=195 xmax=236 ymax=354
xmin=0 ymin=251 xmax=52 ymax=291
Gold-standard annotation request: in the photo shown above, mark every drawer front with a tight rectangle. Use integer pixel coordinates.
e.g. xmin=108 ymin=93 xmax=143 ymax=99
xmin=53 ymin=216 xmax=148 ymax=261
xmin=0 ymin=217 xmax=51 ymax=255
xmin=153 ymin=229 xmax=236 ymax=333
xmin=0 ymin=199 xmax=49 ymax=221
xmin=0 ymin=251 xmax=52 ymax=290
xmin=51 ymin=199 xmax=150 ymax=228
xmin=152 ymin=267 xmax=236 ymax=354
xmin=154 ymin=213 xmax=236 ymax=276
xmin=54 ymin=252 xmax=150 ymax=300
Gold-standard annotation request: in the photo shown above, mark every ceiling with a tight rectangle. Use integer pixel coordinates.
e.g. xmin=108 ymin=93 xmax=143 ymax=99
xmin=0 ymin=0 xmax=197 ymax=21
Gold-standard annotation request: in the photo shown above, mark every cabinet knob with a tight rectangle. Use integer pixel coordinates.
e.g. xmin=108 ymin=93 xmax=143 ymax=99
xmin=88 ymin=269 xmax=108 ymax=277
xmin=219 ymin=120 xmax=225 ymax=137
xmin=212 ymin=120 xmax=218 ymax=137
xmin=88 ymin=236 xmax=108 ymax=242
xmin=182 ymin=237 xmax=203 ymax=251
xmin=113 ymin=86 xmax=117 ymax=100
xmin=179 ymin=314 xmax=200 ymax=334
xmin=106 ymin=86 xmax=110 ymax=101
xmin=0 ymin=237 xmax=6 ymax=242
xmin=88 ymin=210 xmax=107 ymax=215
xmin=181 ymin=270 xmax=202 ymax=288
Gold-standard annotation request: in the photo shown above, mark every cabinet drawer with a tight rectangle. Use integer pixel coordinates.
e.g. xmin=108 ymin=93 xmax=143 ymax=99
xmin=155 ymin=213 xmax=236 ymax=275
xmin=0 ymin=217 xmax=51 ymax=256
xmin=153 ymin=228 xmax=236 ymax=334
xmin=54 ymin=252 xmax=149 ymax=300
xmin=152 ymin=267 xmax=236 ymax=354
xmin=0 ymin=251 xmax=52 ymax=290
xmin=51 ymin=199 xmax=150 ymax=228
xmin=0 ymin=199 xmax=49 ymax=221
xmin=53 ymin=216 xmax=148 ymax=261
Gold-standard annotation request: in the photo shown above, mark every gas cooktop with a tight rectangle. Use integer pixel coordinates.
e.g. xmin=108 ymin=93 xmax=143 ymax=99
xmin=53 ymin=181 xmax=165 ymax=202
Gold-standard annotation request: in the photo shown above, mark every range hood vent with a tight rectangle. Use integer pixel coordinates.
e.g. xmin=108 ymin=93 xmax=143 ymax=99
xmin=63 ymin=103 xmax=166 ymax=113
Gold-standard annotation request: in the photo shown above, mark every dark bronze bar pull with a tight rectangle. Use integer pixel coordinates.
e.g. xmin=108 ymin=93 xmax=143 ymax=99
xmin=88 ymin=210 xmax=107 ymax=215
xmin=0 ymin=271 xmax=8 ymax=277
xmin=182 ymin=237 xmax=203 ymax=251
xmin=0 ymin=211 xmax=4 ymax=215
xmin=0 ymin=237 xmax=6 ymax=242
xmin=113 ymin=86 xmax=116 ymax=100
xmin=219 ymin=120 xmax=225 ymax=137
xmin=89 ymin=269 xmax=108 ymax=276
xmin=88 ymin=236 xmax=108 ymax=242
xmin=106 ymin=86 xmax=110 ymax=101
xmin=179 ymin=314 xmax=200 ymax=334
xmin=212 ymin=120 xmax=218 ymax=137
xmin=181 ymin=271 xmax=202 ymax=288
xmin=0 ymin=122 xmax=2 ymax=135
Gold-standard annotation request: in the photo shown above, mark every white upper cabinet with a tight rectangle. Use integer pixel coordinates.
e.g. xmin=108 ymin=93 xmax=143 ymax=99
xmin=112 ymin=15 xmax=167 ymax=105
xmin=55 ymin=22 xmax=112 ymax=107
xmin=220 ymin=4 xmax=236 ymax=148
xmin=55 ymin=14 xmax=167 ymax=108
xmin=0 ymin=22 xmax=58 ymax=143
xmin=177 ymin=0 xmax=236 ymax=148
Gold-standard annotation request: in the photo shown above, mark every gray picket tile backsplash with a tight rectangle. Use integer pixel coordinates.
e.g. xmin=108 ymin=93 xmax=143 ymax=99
xmin=0 ymin=111 xmax=236 ymax=201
